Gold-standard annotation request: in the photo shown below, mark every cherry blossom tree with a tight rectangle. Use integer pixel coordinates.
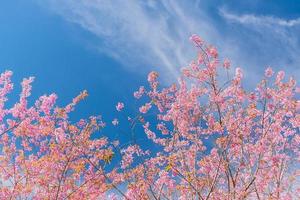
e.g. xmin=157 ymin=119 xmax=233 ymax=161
xmin=0 ymin=35 xmax=299 ymax=199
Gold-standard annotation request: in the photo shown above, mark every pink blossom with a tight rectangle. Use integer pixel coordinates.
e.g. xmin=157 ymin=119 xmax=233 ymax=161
xmin=116 ymin=102 xmax=124 ymax=111
xmin=276 ymin=70 xmax=285 ymax=83
xmin=189 ymin=34 xmax=203 ymax=46
xmin=147 ymin=71 xmax=159 ymax=82
xmin=248 ymin=92 xmax=257 ymax=101
xmin=38 ymin=94 xmax=57 ymax=115
xmin=207 ymin=46 xmax=218 ymax=58
xmin=139 ymin=103 xmax=152 ymax=114
xmin=133 ymin=86 xmax=145 ymax=99
xmin=20 ymin=77 xmax=34 ymax=99
xmin=197 ymin=53 xmax=204 ymax=64
xmin=182 ymin=68 xmax=191 ymax=77
xmin=265 ymin=67 xmax=274 ymax=77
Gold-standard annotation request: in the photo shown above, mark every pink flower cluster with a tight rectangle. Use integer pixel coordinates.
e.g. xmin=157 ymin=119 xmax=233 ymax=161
xmin=0 ymin=34 xmax=298 ymax=199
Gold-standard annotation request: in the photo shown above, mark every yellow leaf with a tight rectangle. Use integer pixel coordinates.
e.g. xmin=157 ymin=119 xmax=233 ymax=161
xmin=165 ymin=164 xmax=172 ymax=171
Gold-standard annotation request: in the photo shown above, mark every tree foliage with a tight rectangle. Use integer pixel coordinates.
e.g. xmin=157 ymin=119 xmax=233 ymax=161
xmin=0 ymin=35 xmax=299 ymax=199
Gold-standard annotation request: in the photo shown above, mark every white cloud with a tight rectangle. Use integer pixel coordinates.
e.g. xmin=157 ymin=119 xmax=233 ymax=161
xmin=219 ymin=8 xmax=300 ymax=27
xmin=37 ymin=1 xmax=300 ymax=86
xmin=39 ymin=0 xmax=217 ymax=81
xmin=218 ymin=8 xmax=300 ymax=84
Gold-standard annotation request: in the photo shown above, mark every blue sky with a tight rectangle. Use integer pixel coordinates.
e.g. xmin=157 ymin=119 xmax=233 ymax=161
xmin=0 ymin=1 xmax=299 ymax=144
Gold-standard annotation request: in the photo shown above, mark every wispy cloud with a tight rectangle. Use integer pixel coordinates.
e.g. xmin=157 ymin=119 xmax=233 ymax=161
xmin=219 ymin=8 xmax=300 ymax=27
xmin=38 ymin=1 xmax=300 ymax=85
xmin=40 ymin=0 xmax=218 ymax=80
xmin=218 ymin=8 xmax=300 ymax=83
